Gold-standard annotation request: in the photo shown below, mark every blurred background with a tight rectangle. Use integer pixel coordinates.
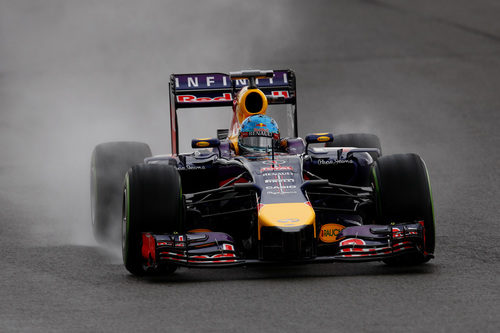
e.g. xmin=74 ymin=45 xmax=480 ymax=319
xmin=1 ymin=1 xmax=499 ymax=331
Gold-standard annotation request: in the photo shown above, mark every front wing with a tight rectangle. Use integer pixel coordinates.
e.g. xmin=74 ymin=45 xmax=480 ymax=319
xmin=140 ymin=222 xmax=432 ymax=270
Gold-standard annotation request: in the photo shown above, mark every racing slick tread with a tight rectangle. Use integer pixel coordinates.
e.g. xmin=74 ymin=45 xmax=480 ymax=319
xmin=123 ymin=163 xmax=183 ymax=276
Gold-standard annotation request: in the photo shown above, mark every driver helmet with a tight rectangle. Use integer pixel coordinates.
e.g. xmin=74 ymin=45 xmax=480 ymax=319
xmin=238 ymin=115 xmax=280 ymax=154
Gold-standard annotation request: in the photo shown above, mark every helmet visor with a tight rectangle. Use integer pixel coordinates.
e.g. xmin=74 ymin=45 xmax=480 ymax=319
xmin=240 ymin=136 xmax=275 ymax=151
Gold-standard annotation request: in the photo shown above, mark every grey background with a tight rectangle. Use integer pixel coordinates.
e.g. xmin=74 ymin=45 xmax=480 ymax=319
xmin=0 ymin=0 xmax=499 ymax=332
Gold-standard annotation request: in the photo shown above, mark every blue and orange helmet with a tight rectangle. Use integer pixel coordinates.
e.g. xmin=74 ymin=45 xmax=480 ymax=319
xmin=238 ymin=115 xmax=280 ymax=154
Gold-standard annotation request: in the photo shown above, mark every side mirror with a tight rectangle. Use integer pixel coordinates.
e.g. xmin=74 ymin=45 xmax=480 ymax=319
xmin=305 ymin=133 xmax=334 ymax=153
xmin=305 ymin=133 xmax=334 ymax=144
xmin=191 ymin=138 xmax=220 ymax=149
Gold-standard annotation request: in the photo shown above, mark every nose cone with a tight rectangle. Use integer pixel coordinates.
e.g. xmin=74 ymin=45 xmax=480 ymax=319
xmin=258 ymin=202 xmax=316 ymax=240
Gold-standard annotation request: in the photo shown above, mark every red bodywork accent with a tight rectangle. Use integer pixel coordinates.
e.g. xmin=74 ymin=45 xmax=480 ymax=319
xmin=418 ymin=220 xmax=428 ymax=255
xmin=218 ymin=177 xmax=249 ymax=187
xmin=272 ymin=91 xmax=289 ymax=98
xmin=159 ymin=251 xmax=237 ymax=264
xmin=142 ymin=233 xmax=156 ymax=265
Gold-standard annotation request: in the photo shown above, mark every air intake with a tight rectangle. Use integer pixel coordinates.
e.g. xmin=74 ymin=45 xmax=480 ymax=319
xmin=244 ymin=91 xmax=264 ymax=114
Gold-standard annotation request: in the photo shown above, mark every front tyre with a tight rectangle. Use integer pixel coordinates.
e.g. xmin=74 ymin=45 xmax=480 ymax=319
xmin=123 ymin=164 xmax=183 ymax=276
xmin=371 ymin=153 xmax=435 ymax=265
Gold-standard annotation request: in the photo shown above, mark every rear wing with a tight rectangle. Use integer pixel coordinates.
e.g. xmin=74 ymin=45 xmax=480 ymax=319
xmin=169 ymin=69 xmax=297 ymax=154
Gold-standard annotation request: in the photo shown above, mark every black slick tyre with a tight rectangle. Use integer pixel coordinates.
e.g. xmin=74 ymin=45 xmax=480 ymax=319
xmin=370 ymin=153 xmax=435 ymax=265
xmin=91 ymin=142 xmax=152 ymax=244
xmin=326 ymin=133 xmax=381 ymax=161
xmin=123 ymin=164 xmax=183 ymax=276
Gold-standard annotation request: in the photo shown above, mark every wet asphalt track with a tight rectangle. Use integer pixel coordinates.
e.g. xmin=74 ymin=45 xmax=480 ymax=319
xmin=1 ymin=1 xmax=499 ymax=332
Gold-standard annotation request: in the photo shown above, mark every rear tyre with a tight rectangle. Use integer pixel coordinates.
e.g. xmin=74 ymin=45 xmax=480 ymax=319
xmin=326 ymin=133 xmax=381 ymax=161
xmin=371 ymin=153 xmax=435 ymax=265
xmin=91 ymin=142 xmax=152 ymax=244
xmin=123 ymin=164 xmax=183 ymax=276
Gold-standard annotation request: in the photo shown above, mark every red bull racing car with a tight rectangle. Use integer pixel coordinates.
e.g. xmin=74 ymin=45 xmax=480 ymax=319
xmin=91 ymin=69 xmax=435 ymax=276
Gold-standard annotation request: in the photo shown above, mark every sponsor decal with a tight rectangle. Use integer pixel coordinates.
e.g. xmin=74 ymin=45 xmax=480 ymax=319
xmin=196 ymin=141 xmax=210 ymax=147
xmin=262 ymin=160 xmax=286 ymax=165
xmin=174 ymin=72 xmax=289 ymax=90
xmin=177 ymin=93 xmax=232 ymax=103
xmin=177 ymin=165 xmax=207 ymax=170
xmin=256 ymin=123 xmax=267 ymax=127
xmin=340 ymin=238 xmax=366 ymax=247
xmin=277 ymin=218 xmax=299 ymax=222
xmin=262 ymin=171 xmax=293 ymax=177
xmin=248 ymin=130 xmax=271 ymax=136
xmin=318 ymin=159 xmax=353 ymax=165
xmin=175 ymin=75 xmax=227 ymax=88
xmin=267 ymin=191 xmax=297 ymax=195
xmin=339 ymin=238 xmax=367 ymax=255
xmin=265 ymin=185 xmax=296 ymax=190
xmin=275 ymin=218 xmax=303 ymax=227
xmin=260 ymin=166 xmax=293 ymax=171
xmin=319 ymin=223 xmax=345 ymax=243
xmin=317 ymin=136 xmax=331 ymax=142
xmin=264 ymin=178 xmax=294 ymax=183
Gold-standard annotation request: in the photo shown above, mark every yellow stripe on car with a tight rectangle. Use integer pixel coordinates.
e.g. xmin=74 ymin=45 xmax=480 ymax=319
xmin=258 ymin=202 xmax=316 ymax=239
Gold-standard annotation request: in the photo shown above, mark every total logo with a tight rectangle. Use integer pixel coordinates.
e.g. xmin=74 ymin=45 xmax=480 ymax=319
xmin=319 ymin=223 xmax=345 ymax=243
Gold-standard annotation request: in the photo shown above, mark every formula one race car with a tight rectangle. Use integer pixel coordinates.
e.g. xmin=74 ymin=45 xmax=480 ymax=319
xmin=91 ymin=69 xmax=435 ymax=276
